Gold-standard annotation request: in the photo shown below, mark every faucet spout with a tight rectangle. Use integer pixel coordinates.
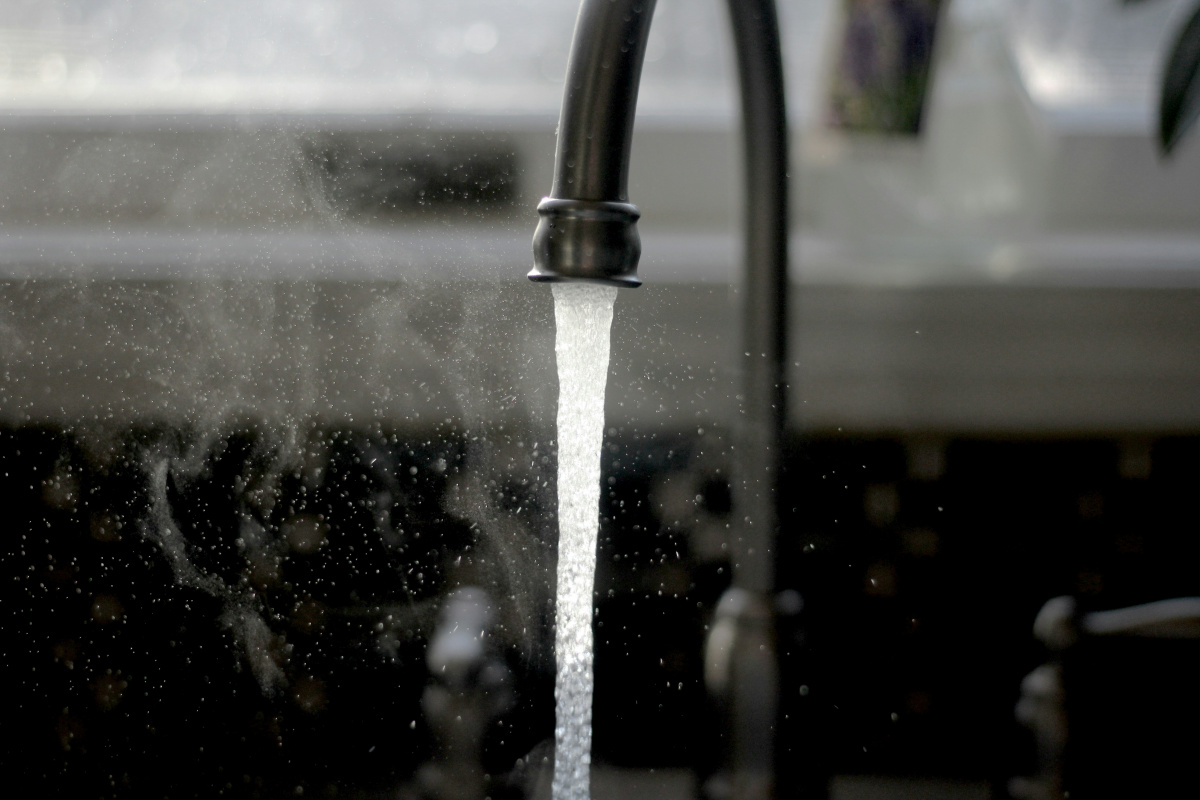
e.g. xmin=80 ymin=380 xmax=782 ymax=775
xmin=529 ymin=0 xmax=656 ymax=287
xmin=530 ymin=0 xmax=789 ymax=307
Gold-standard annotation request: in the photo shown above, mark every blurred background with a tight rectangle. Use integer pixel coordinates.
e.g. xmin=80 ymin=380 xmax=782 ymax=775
xmin=3 ymin=0 xmax=1200 ymax=798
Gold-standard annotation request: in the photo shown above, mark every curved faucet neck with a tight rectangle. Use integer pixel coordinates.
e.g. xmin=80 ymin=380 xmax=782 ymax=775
xmin=551 ymin=0 xmax=657 ymax=202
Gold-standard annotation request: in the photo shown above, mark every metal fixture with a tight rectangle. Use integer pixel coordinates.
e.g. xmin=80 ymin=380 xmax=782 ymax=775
xmin=420 ymin=587 xmax=514 ymax=800
xmin=1013 ymin=596 xmax=1200 ymax=800
xmin=529 ymin=1 xmax=789 ymax=797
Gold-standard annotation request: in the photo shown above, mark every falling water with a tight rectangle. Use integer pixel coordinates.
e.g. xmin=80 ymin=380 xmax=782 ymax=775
xmin=550 ymin=282 xmax=618 ymax=800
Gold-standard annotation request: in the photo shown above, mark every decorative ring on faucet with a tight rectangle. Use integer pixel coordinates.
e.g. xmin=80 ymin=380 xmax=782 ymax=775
xmin=530 ymin=197 xmax=642 ymax=288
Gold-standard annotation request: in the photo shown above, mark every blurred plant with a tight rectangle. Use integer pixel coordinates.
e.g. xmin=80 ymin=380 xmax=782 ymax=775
xmin=826 ymin=0 xmax=943 ymax=135
xmin=1126 ymin=0 xmax=1200 ymax=154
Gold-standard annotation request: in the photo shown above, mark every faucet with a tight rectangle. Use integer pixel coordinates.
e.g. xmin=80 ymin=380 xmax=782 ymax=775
xmin=529 ymin=1 xmax=790 ymax=798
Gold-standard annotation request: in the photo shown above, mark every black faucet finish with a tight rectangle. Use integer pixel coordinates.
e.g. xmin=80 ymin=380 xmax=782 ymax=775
xmin=528 ymin=0 xmax=655 ymax=287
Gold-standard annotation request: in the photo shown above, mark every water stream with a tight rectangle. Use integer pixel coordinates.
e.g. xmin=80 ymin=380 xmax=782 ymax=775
xmin=550 ymin=283 xmax=619 ymax=800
